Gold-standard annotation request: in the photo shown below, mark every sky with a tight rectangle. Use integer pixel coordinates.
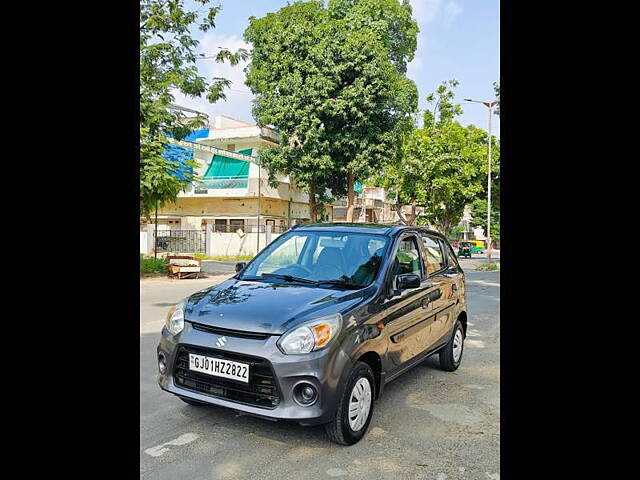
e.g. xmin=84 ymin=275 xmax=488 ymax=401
xmin=173 ymin=0 xmax=500 ymax=137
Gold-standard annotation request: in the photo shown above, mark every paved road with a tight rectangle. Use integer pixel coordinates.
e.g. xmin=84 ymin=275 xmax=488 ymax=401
xmin=140 ymin=265 xmax=500 ymax=480
xmin=201 ymin=261 xmax=237 ymax=275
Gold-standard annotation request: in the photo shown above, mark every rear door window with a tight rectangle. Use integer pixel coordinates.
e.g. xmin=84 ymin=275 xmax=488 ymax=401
xmin=421 ymin=234 xmax=445 ymax=275
xmin=441 ymin=239 xmax=460 ymax=269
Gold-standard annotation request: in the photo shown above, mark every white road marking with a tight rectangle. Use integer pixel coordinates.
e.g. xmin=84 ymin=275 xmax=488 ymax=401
xmin=485 ymin=474 xmax=500 ymax=480
xmin=144 ymin=432 xmax=199 ymax=457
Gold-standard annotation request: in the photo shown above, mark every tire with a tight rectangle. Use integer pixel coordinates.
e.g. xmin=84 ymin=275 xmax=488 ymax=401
xmin=439 ymin=320 xmax=465 ymax=371
xmin=179 ymin=396 xmax=208 ymax=406
xmin=325 ymin=361 xmax=376 ymax=445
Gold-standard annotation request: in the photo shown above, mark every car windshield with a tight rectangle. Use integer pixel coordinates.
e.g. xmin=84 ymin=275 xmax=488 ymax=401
xmin=239 ymin=230 xmax=389 ymax=288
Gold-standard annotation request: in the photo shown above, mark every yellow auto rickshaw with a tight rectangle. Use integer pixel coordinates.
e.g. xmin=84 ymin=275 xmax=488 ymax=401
xmin=468 ymin=240 xmax=485 ymax=254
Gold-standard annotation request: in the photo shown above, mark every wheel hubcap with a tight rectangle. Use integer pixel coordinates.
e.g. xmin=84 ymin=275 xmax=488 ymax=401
xmin=348 ymin=378 xmax=372 ymax=432
xmin=453 ymin=328 xmax=463 ymax=362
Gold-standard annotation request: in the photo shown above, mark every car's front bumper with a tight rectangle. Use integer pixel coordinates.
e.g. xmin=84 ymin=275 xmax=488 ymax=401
xmin=157 ymin=321 xmax=353 ymax=425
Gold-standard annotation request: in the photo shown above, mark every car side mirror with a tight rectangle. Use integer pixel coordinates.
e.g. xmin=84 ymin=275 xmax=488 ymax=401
xmin=397 ymin=273 xmax=420 ymax=290
xmin=235 ymin=262 xmax=247 ymax=273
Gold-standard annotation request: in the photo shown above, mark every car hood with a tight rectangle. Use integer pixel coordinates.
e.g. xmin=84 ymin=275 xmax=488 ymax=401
xmin=184 ymin=278 xmax=368 ymax=335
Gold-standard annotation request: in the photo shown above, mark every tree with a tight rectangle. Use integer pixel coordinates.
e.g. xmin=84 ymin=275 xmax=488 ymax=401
xmin=377 ymin=80 xmax=499 ymax=236
xmin=493 ymin=81 xmax=500 ymax=116
xmin=469 ymin=195 xmax=500 ymax=243
xmin=243 ymin=0 xmax=418 ymax=221
xmin=140 ymin=0 xmax=248 ymax=218
xmin=326 ymin=0 xmax=419 ymax=221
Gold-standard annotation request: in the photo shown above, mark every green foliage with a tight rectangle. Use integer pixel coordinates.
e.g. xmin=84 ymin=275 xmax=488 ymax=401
xmin=476 ymin=262 xmax=500 ymax=271
xmin=449 ymin=224 xmax=466 ymax=240
xmin=243 ymin=0 xmax=418 ymax=219
xmin=469 ymin=195 xmax=500 ymax=242
xmin=140 ymin=0 xmax=248 ymax=217
xmin=140 ymin=127 xmax=199 ymax=217
xmin=140 ymin=256 xmax=168 ymax=274
xmin=377 ymin=79 xmax=500 ymax=236
xmin=423 ymin=79 xmax=464 ymax=128
xmin=493 ymin=81 xmax=500 ymax=116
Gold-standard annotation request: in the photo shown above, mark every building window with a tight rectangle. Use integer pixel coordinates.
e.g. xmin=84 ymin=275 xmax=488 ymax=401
xmin=214 ymin=219 xmax=228 ymax=232
xmin=229 ymin=219 xmax=245 ymax=231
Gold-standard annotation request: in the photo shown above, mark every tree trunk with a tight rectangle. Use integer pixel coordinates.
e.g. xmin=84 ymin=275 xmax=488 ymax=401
xmin=345 ymin=170 xmax=355 ymax=222
xmin=308 ymin=179 xmax=317 ymax=222
xmin=410 ymin=198 xmax=416 ymax=226
xmin=394 ymin=202 xmax=409 ymax=225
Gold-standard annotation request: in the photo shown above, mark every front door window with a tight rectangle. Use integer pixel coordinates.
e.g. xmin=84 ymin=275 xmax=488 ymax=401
xmin=395 ymin=236 xmax=424 ymax=278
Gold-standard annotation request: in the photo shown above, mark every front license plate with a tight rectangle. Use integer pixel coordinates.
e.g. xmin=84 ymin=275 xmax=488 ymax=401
xmin=188 ymin=354 xmax=249 ymax=383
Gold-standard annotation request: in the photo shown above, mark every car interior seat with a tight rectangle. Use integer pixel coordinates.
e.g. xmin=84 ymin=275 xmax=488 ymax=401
xmin=313 ymin=246 xmax=346 ymax=280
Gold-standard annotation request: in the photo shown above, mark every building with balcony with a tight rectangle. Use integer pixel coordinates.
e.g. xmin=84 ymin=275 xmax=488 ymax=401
xmin=143 ymin=115 xmax=327 ymax=233
xmin=331 ymin=185 xmax=401 ymax=224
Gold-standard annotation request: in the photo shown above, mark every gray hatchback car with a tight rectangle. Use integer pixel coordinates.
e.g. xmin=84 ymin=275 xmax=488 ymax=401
xmin=157 ymin=223 xmax=467 ymax=445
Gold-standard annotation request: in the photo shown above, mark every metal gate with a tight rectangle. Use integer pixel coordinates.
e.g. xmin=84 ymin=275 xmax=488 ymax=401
xmin=154 ymin=230 xmax=206 ymax=253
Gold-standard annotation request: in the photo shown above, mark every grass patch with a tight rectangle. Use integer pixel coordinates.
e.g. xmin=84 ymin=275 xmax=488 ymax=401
xmin=140 ymin=257 xmax=167 ymax=275
xmin=476 ymin=262 xmax=500 ymax=271
xmin=192 ymin=253 xmax=254 ymax=262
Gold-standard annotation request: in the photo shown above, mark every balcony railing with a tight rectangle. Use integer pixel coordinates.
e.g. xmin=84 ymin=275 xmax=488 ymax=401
xmin=195 ymin=176 xmax=249 ymax=190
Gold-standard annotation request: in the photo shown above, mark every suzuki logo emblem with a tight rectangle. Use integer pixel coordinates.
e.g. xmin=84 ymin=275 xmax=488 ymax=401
xmin=215 ymin=336 xmax=227 ymax=348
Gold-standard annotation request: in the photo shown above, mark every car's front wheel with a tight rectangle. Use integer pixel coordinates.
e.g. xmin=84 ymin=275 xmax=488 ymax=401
xmin=439 ymin=320 xmax=465 ymax=371
xmin=325 ymin=361 xmax=375 ymax=445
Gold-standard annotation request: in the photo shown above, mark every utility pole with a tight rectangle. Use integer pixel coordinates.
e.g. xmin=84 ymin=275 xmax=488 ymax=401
xmin=256 ymin=156 xmax=261 ymax=253
xmin=154 ymin=200 xmax=158 ymax=259
xmin=486 ymin=102 xmax=493 ymax=263
xmin=464 ymin=97 xmax=498 ymax=264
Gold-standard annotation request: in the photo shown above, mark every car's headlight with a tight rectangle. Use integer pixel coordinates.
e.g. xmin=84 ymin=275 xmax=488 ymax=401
xmin=277 ymin=313 xmax=342 ymax=355
xmin=165 ymin=300 xmax=186 ymax=335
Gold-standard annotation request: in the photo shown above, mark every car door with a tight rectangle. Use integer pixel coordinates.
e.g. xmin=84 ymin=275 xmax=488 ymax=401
xmin=379 ymin=233 xmax=440 ymax=376
xmin=420 ymin=233 xmax=457 ymax=345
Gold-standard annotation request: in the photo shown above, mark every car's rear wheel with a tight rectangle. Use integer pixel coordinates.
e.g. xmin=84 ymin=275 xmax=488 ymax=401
xmin=179 ymin=396 xmax=208 ymax=406
xmin=325 ymin=361 xmax=375 ymax=445
xmin=439 ymin=320 xmax=465 ymax=371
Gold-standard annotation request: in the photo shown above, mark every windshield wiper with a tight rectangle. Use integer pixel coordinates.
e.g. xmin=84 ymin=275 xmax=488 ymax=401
xmin=260 ymin=273 xmax=317 ymax=285
xmin=313 ymin=280 xmax=363 ymax=289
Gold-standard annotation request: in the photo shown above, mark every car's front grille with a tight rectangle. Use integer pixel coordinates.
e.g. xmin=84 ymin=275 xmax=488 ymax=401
xmin=189 ymin=321 xmax=272 ymax=340
xmin=173 ymin=345 xmax=280 ymax=409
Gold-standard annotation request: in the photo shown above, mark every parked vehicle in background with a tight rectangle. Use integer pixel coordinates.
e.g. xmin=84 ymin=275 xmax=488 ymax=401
xmin=157 ymin=223 xmax=467 ymax=445
xmin=458 ymin=241 xmax=473 ymax=258
xmin=467 ymin=240 xmax=485 ymax=254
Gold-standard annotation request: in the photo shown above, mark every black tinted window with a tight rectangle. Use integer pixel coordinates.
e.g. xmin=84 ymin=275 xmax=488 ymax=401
xmin=395 ymin=236 xmax=423 ymax=277
xmin=421 ymin=234 xmax=445 ymax=275
xmin=441 ymin=240 xmax=459 ymax=269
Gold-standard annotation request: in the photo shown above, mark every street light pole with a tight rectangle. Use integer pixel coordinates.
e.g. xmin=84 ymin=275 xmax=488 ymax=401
xmin=486 ymin=102 xmax=493 ymax=264
xmin=257 ymin=155 xmax=261 ymax=253
xmin=464 ymin=97 xmax=498 ymax=264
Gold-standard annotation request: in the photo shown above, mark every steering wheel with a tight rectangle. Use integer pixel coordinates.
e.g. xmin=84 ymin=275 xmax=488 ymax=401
xmin=276 ymin=264 xmax=312 ymax=277
xmin=313 ymin=265 xmax=342 ymax=280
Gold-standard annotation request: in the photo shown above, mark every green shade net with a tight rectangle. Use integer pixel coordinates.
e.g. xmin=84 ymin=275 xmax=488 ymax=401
xmin=201 ymin=153 xmax=250 ymax=189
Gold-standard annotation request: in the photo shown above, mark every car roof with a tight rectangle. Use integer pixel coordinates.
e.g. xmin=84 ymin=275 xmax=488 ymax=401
xmin=292 ymin=223 xmax=448 ymax=240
